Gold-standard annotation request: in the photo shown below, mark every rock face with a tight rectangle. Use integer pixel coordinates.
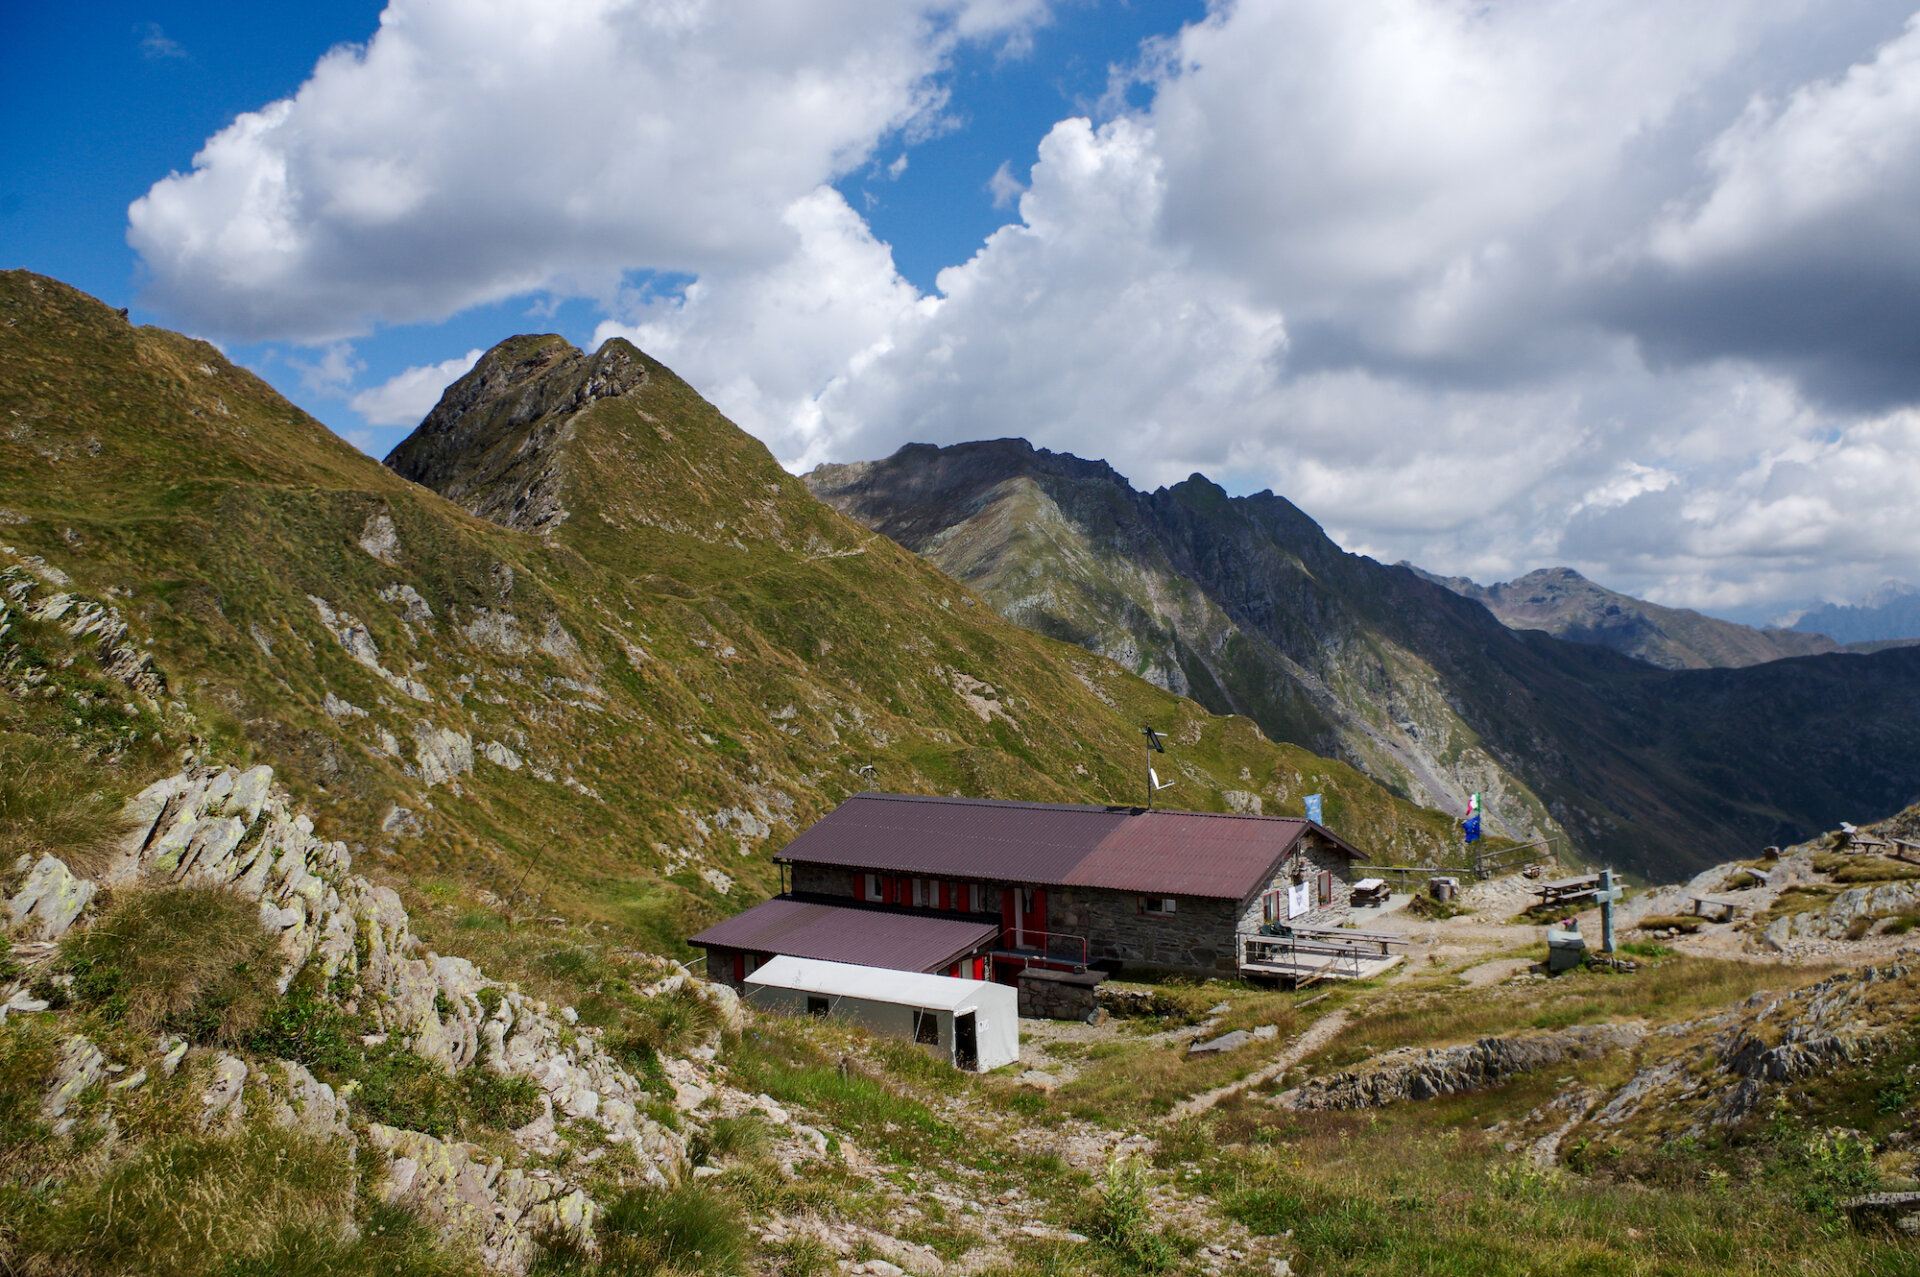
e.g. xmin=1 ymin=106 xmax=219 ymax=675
xmin=1279 ymin=1024 xmax=1644 ymax=1110
xmin=1414 ymin=566 xmax=1839 ymax=671
xmin=1762 ymin=881 xmax=1920 ymax=947
xmin=809 ymin=438 xmax=1920 ymax=877
xmin=384 ymin=334 xmax=650 ymax=535
xmin=1595 ymin=962 xmax=1915 ymax=1137
xmin=4 ymin=758 xmax=711 ymax=1274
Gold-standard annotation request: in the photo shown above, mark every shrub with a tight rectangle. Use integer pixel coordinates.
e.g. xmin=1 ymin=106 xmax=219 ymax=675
xmin=59 ymin=883 xmax=280 ymax=1045
xmin=1084 ymin=1153 xmax=1176 ymax=1272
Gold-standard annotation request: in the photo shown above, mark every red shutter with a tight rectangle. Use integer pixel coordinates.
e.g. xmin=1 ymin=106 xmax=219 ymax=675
xmin=732 ymin=952 xmax=745 ymax=983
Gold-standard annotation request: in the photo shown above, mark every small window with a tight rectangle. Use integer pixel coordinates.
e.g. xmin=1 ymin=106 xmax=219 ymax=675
xmin=968 ymin=883 xmax=983 ymax=912
xmin=912 ymin=878 xmax=929 ymax=908
xmin=914 ymin=1010 xmax=939 ymax=1044
xmin=1262 ymin=889 xmax=1282 ymax=923
xmin=1318 ymin=871 xmax=1333 ymax=907
xmin=862 ymin=873 xmax=882 ymax=902
xmin=807 ymin=996 xmax=829 ymax=1018
xmin=1143 ymin=897 xmax=1177 ymax=916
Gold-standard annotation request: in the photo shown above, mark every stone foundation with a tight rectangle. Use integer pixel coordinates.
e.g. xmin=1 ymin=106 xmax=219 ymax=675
xmin=1017 ymin=967 xmax=1105 ymax=1020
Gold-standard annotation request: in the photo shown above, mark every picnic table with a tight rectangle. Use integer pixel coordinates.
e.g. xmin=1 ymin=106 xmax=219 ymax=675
xmin=1534 ymin=874 xmax=1600 ymax=908
xmin=1352 ymin=877 xmax=1391 ymax=907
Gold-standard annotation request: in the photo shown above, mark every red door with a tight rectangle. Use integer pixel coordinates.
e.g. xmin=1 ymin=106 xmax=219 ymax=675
xmin=1002 ymin=886 xmax=1047 ymax=949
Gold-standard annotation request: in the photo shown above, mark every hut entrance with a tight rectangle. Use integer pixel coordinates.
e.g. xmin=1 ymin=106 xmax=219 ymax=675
xmin=954 ymin=1011 xmax=979 ymax=1071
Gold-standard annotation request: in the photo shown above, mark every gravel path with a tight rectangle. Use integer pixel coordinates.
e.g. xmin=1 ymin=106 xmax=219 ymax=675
xmin=1163 ymin=1008 xmax=1352 ymax=1122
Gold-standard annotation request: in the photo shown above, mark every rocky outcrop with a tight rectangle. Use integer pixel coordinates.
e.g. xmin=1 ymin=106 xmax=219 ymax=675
xmin=4 ymin=758 xmax=713 ymax=1274
xmin=1279 ymin=1023 xmax=1644 ymax=1111
xmin=1595 ymin=962 xmax=1914 ymax=1136
xmin=368 ymin=1123 xmax=599 ymax=1272
xmin=383 ymin=335 xmax=651 ymax=536
xmin=1762 ymin=882 xmax=1920 ymax=947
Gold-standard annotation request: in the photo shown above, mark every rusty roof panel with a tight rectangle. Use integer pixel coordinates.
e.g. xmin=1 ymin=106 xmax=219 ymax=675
xmin=773 ymin=792 xmax=1126 ymax=882
xmin=687 ymin=898 xmax=998 ymax=973
xmin=1063 ymin=811 xmax=1307 ymax=898
xmin=776 ymin=793 xmax=1361 ymax=901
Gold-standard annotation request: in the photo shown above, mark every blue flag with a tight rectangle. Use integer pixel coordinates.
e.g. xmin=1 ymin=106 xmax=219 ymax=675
xmin=1304 ymin=793 xmax=1323 ymax=825
xmin=1462 ymin=814 xmax=1481 ymax=843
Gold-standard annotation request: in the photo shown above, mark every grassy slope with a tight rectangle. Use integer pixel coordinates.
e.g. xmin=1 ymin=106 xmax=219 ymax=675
xmin=0 ymin=271 xmax=1477 ymax=958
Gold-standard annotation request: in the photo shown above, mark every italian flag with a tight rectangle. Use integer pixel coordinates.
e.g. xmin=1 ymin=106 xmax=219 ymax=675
xmin=1467 ymin=793 xmax=1481 ymax=817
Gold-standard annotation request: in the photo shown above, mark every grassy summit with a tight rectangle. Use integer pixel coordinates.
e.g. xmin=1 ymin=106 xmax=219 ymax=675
xmin=0 ymin=270 xmax=1472 ymax=955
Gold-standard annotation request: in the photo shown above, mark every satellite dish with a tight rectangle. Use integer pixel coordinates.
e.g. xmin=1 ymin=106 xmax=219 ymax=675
xmin=1150 ymin=767 xmax=1174 ymax=791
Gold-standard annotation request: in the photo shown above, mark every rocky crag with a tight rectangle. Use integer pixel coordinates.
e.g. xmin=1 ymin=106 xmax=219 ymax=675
xmin=808 ymin=439 xmax=1920 ymax=878
xmin=4 ymin=754 xmax=716 ymax=1272
xmin=1410 ymin=565 xmax=1839 ymax=670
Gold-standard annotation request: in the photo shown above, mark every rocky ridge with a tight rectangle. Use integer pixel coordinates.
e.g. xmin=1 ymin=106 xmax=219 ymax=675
xmin=809 ymin=438 xmax=1920 ymax=877
xmin=1412 ymin=565 xmax=1840 ymax=670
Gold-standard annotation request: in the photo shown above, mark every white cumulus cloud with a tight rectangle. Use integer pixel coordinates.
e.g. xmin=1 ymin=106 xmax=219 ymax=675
xmin=128 ymin=0 xmax=1047 ymax=343
xmin=349 ymin=349 xmax=484 ymax=426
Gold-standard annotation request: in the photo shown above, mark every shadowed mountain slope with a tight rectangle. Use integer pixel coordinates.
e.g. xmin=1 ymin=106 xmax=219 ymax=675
xmin=1410 ymin=566 xmax=1839 ymax=670
xmin=807 ymin=438 xmax=1920 ymax=879
xmin=0 ymin=272 xmax=1474 ymax=950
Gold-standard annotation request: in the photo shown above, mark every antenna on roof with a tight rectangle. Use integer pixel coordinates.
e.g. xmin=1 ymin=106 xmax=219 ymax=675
xmin=857 ymin=762 xmax=876 ymax=792
xmin=1142 ymin=725 xmax=1173 ymax=809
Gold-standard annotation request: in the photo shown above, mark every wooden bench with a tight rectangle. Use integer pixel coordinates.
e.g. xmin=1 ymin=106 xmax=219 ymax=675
xmin=1689 ymin=895 xmax=1745 ymax=922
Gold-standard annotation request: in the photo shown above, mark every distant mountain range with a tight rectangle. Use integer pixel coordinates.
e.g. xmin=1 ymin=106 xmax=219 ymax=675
xmin=1407 ymin=565 xmax=1839 ymax=671
xmin=1790 ymin=582 xmax=1920 ymax=646
xmin=808 ymin=438 xmax=1920 ymax=879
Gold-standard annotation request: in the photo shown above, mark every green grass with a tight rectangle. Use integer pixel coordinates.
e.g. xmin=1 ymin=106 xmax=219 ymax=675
xmin=536 ymin=1182 xmax=749 ymax=1277
xmin=55 ymin=883 xmax=281 ymax=1045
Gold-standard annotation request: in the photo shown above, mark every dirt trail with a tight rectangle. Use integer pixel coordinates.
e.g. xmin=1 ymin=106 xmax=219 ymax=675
xmin=1163 ymin=1008 xmax=1351 ymax=1122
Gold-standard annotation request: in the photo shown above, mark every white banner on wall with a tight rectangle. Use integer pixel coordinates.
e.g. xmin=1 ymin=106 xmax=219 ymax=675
xmin=1288 ymin=881 xmax=1311 ymax=919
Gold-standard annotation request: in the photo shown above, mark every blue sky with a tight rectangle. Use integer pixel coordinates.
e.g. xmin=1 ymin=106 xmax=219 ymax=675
xmin=10 ymin=0 xmax=1920 ymax=621
xmin=7 ymin=1 xmax=1200 ymax=450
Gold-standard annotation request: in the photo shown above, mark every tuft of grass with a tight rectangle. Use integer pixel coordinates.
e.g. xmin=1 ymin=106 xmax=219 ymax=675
xmin=14 ymin=1126 xmax=357 ymax=1277
xmin=57 ymin=883 xmax=280 ymax=1045
xmin=1617 ymin=940 xmax=1673 ymax=959
xmin=1634 ymin=914 xmax=1706 ymax=934
xmin=216 ymin=1202 xmax=470 ymax=1277
xmin=0 ymin=731 xmax=138 ymax=876
xmin=590 ymin=1182 xmax=748 ymax=1277
xmin=700 ymin=1113 xmax=773 ymax=1162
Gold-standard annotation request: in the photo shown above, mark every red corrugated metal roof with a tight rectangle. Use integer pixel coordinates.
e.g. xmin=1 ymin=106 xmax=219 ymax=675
xmin=776 ymin=793 xmax=1361 ymax=900
xmin=773 ymin=792 xmax=1127 ymax=883
xmin=687 ymin=898 xmax=998 ymax=972
xmin=1064 ymin=810 xmax=1308 ymax=897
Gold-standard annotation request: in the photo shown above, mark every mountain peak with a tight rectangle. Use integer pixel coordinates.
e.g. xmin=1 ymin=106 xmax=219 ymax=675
xmin=383 ymin=334 xmax=654 ymax=535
